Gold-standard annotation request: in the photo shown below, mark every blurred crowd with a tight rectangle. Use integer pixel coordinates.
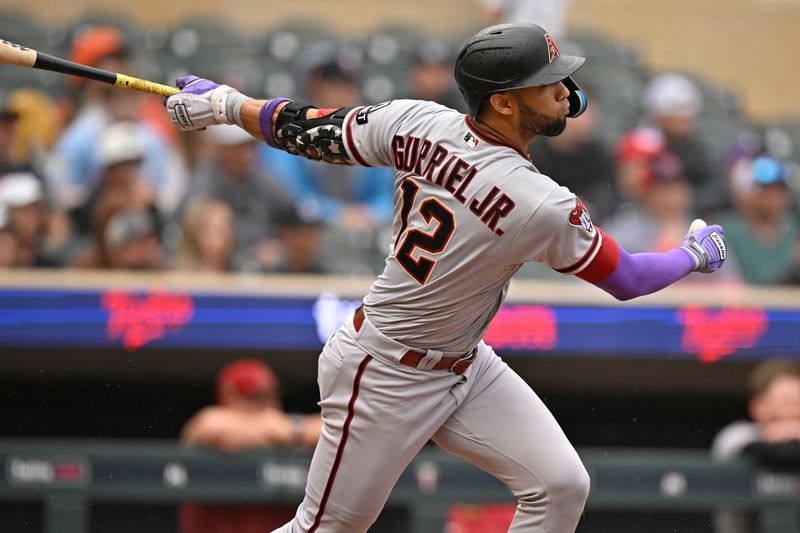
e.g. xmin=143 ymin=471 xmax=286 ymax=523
xmin=1 ymin=21 xmax=799 ymax=285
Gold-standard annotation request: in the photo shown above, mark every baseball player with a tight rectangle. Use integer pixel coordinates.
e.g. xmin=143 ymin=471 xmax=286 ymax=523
xmin=165 ymin=22 xmax=726 ymax=533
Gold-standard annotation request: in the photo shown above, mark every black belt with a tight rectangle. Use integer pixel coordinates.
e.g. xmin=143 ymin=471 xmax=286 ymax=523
xmin=353 ymin=306 xmax=476 ymax=375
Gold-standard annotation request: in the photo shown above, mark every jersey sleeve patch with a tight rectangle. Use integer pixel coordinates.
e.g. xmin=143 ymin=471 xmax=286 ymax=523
xmin=568 ymin=197 xmax=594 ymax=234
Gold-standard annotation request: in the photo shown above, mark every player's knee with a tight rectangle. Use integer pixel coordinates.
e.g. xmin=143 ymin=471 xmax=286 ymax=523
xmin=551 ymin=463 xmax=590 ymax=508
xmin=519 ymin=459 xmax=590 ymax=511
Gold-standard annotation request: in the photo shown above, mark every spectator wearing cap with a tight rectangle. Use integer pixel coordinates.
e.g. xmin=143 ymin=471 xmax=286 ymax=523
xmin=102 ymin=207 xmax=164 ymax=270
xmin=260 ymin=51 xmax=394 ymax=274
xmin=179 ymin=359 xmax=321 ymax=533
xmin=273 ymin=203 xmax=324 ymax=274
xmin=71 ymin=121 xmax=156 ymax=236
xmin=721 ymin=156 xmax=799 ymax=284
xmin=407 ymin=38 xmax=465 ymax=112
xmin=0 ymin=93 xmax=21 ymax=175
xmin=0 ymin=171 xmax=68 ymax=267
xmin=45 ymin=26 xmax=187 ymax=219
xmin=604 ymin=148 xmax=695 ymax=254
xmin=640 ymin=72 xmax=722 ymax=214
xmin=189 ymin=124 xmax=295 ymax=272
xmin=2 ymin=89 xmax=63 ymax=178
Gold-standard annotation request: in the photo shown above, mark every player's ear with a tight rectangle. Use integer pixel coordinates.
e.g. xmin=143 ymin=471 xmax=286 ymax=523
xmin=487 ymin=92 xmax=514 ymax=117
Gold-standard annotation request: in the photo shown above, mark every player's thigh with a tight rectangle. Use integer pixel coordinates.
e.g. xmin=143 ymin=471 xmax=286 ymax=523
xmin=300 ymin=331 xmax=463 ymax=530
xmin=432 ymin=348 xmax=587 ymax=496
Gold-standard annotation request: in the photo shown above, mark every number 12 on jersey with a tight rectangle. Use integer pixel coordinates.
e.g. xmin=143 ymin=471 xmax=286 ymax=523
xmin=395 ymin=179 xmax=456 ymax=284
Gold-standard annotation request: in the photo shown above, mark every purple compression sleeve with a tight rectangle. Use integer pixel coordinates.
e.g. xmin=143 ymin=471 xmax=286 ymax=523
xmin=595 ymin=247 xmax=694 ymax=301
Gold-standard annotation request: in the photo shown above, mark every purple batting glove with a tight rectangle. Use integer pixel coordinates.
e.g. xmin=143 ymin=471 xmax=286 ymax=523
xmin=680 ymin=224 xmax=726 ymax=273
xmin=176 ymin=75 xmax=220 ymax=94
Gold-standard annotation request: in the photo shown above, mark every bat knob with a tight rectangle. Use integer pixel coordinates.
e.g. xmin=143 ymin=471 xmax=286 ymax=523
xmin=688 ymin=218 xmax=707 ymax=234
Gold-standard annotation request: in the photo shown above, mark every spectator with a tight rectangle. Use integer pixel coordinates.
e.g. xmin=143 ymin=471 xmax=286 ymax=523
xmin=604 ymin=148 xmax=694 ymax=253
xmin=0 ymin=204 xmax=16 ymax=267
xmin=261 ymin=51 xmax=394 ymax=233
xmin=640 ymin=72 xmax=722 ymax=214
xmin=4 ymin=88 xmax=63 ymax=177
xmin=191 ymin=124 xmax=294 ymax=272
xmin=478 ymin=0 xmax=570 ymax=38
xmin=45 ymin=26 xmax=186 ymax=217
xmin=529 ymin=98 xmax=617 ymax=222
xmin=102 ymin=207 xmax=164 ymax=270
xmin=722 ymin=155 xmax=799 ymax=284
xmin=172 ymin=198 xmax=235 ymax=272
xmin=273 ymin=204 xmax=324 ymax=274
xmin=711 ymin=359 xmax=800 ymax=533
xmin=72 ymin=121 xmax=156 ymax=236
xmin=407 ymin=38 xmax=465 ymax=112
xmin=179 ymin=359 xmax=321 ymax=533
xmin=0 ymin=171 xmax=69 ymax=267
xmin=0 ymin=92 xmax=22 ymax=175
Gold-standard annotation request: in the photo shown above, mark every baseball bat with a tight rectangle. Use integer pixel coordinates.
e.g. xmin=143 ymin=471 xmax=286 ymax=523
xmin=0 ymin=38 xmax=179 ymax=97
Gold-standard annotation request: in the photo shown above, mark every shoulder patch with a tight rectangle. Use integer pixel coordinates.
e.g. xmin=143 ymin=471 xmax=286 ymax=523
xmin=355 ymin=101 xmax=392 ymax=125
xmin=568 ymin=197 xmax=594 ymax=234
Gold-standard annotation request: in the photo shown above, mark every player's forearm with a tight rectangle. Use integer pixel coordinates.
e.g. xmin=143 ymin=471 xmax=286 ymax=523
xmin=594 ymin=246 xmax=694 ymax=301
xmin=239 ymin=98 xmax=322 ymax=147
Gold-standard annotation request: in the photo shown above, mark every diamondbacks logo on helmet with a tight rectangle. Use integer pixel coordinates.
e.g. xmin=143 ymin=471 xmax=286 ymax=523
xmin=568 ymin=197 xmax=594 ymax=234
xmin=545 ymin=33 xmax=560 ymax=63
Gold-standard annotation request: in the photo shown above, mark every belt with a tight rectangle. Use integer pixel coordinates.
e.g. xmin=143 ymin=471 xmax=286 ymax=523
xmin=353 ymin=306 xmax=476 ymax=375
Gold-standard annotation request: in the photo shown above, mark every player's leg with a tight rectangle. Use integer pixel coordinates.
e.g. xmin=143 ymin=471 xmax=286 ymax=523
xmin=274 ymin=329 xmax=464 ymax=533
xmin=432 ymin=342 xmax=590 ymax=533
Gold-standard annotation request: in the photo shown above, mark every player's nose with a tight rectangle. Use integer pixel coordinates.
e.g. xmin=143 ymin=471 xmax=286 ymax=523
xmin=556 ymin=81 xmax=570 ymax=100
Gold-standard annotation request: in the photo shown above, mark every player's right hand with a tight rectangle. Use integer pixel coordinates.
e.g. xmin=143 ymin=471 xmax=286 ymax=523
xmin=165 ymin=75 xmax=243 ymax=131
xmin=680 ymin=220 xmax=727 ymax=273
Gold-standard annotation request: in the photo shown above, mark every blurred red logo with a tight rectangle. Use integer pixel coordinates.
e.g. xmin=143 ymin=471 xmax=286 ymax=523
xmin=678 ymin=305 xmax=768 ymax=363
xmin=485 ymin=305 xmax=557 ymax=350
xmin=102 ymin=289 xmax=195 ymax=351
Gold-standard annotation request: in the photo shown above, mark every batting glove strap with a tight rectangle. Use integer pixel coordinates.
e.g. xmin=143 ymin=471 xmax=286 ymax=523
xmin=680 ymin=226 xmax=727 ymax=273
xmin=681 ymin=236 xmax=709 ymax=271
xmin=209 ymin=85 xmax=245 ymax=126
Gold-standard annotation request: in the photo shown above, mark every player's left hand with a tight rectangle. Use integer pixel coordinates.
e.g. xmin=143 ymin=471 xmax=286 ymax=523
xmin=165 ymin=75 xmax=245 ymax=131
xmin=680 ymin=219 xmax=726 ymax=273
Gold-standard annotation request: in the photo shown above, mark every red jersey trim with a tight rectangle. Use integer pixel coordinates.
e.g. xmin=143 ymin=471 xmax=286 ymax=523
xmin=345 ymin=107 xmax=371 ymax=167
xmin=308 ymin=354 xmax=373 ymax=532
xmin=577 ymin=229 xmax=621 ymax=283
xmin=554 ymin=230 xmax=600 ymax=274
xmin=464 ymin=116 xmax=530 ymax=159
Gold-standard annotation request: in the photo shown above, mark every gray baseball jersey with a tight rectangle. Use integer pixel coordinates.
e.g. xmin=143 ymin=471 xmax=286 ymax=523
xmin=342 ymin=99 xmax=603 ymax=354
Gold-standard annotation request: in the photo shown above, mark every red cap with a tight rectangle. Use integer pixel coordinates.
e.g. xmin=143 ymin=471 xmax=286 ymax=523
xmin=215 ymin=359 xmax=279 ymax=406
xmin=614 ymin=128 xmax=665 ymax=162
xmin=69 ymin=27 xmax=127 ymax=89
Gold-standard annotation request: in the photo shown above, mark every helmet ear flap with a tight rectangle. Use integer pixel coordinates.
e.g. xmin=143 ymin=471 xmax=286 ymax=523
xmin=563 ymin=76 xmax=587 ymax=118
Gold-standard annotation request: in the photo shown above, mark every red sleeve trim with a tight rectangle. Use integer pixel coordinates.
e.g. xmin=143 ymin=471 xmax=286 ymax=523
xmin=345 ymin=108 xmax=371 ymax=167
xmin=576 ymin=229 xmax=620 ymax=283
xmin=554 ymin=230 xmax=600 ymax=274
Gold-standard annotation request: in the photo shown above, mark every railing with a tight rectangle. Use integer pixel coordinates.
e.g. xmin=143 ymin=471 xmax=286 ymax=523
xmin=1 ymin=439 xmax=798 ymax=533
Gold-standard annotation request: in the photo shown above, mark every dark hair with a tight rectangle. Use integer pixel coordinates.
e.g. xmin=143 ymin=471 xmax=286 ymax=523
xmin=747 ymin=359 xmax=800 ymax=399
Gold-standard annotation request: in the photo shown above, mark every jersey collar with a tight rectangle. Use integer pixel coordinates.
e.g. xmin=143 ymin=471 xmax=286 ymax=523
xmin=464 ymin=116 xmax=532 ymax=161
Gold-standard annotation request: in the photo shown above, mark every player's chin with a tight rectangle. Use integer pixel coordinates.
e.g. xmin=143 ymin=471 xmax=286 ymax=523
xmin=538 ymin=116 xmax=567 ymax=137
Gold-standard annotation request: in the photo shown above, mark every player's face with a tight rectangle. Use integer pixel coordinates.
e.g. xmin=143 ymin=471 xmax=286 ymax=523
xmin=512 ymin=82 xmax=570 ymax=137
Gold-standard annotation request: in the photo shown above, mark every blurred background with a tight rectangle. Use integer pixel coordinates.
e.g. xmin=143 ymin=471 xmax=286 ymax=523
xmin=1 ymin=0 xmax=800 ymax=531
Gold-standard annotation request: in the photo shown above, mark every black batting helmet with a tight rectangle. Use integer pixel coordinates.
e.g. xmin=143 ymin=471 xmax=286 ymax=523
xmin=454 ymin=23 xmax=587 ymax=119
